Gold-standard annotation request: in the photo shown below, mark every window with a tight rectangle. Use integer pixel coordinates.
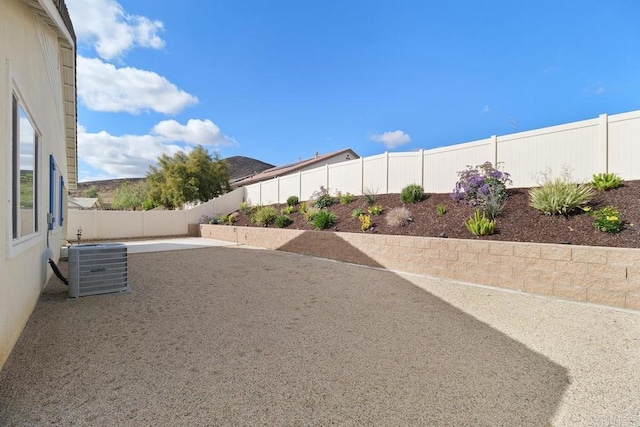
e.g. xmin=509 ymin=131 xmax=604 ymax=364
xmin=12 ymin=95 xmax=39 ymax=239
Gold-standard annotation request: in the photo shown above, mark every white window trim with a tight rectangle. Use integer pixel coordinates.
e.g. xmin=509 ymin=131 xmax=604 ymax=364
xmin=6 ymin=70 xmax=43 ymax=259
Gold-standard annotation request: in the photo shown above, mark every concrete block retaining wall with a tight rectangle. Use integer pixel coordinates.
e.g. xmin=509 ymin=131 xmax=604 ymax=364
xmin=200 ymin=224 xmax=640 ymax=311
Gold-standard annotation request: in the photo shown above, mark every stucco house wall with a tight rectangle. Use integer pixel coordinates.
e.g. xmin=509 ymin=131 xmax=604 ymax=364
xmin=0 ymin=0 xmax=76 ymax=369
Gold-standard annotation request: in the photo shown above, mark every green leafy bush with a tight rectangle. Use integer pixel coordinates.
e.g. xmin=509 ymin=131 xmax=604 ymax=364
xmin=286 ymin=195 xmax=299 ymax=206
xmin=465 ymin=210 xmax=496 ymax=236
xmin=436 ymin=204 xmax=447 ymax=216
xmin=311 ymin=186 xmax=335 ymax=208
xmin=251 ymin=206 xmax=277 ymax=226
xmin=529 ymin=169 xmax=594 ymax=215
xmin=274 ymin=214 xmax=293 ymax=228
xmin=368 ymin=205 xmax=384 ymax=215
xmin=281 ymin=205 xmax=295 ymax=215
xmin=589 ymin=206 xmax=623 ymax=233
xmin=312 ymin=210 xmax=337 ymax=229
xmin=239 ymin=201 xmax=252 ymax=215
xmin=400 ymin=184 xmax=424 ymax=203
xmin=359 ymin=214 xmax=372 ymax=231
xmin=386 ymin=207 xmax=412 ymax=227
xmin=351 ymin=207 xmax=365 ymax=218
xmin=591 ymin=173 xmax=623 ymax=191
xmin=338 ymin=192 xmax=356 ymax=204
xmin=299 ymin=201 xmax=307 ymax=214
xmin=303 ymin=206 xmax=320 ymax=222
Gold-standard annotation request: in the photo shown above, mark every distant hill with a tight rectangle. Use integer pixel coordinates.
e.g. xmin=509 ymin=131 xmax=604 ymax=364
xmin=225 ymin=155 xmax=275 ymax=182
xmin=72 ymin=156 xmax=275 ymax=205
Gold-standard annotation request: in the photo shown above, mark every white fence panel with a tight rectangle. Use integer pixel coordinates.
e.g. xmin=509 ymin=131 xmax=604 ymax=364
xmin=498 ymin=119 xmax=600 ymax=186
xmin=608 ymin=111 xmax=640 ymax=180
xmin=388 ymin=151 xmax=423 ymax=193
xmin=328 ymin=159 xmax=362 ymax=195
xmin=142 ymin=210 xmax=187 ymax=236
xmin=362 ymin=154 xmax=388 ymax=195
xmin=66 ymin=210 xmax=96 ymax=241
xmin=245 ymin=183 xmax=261 ymax=206
xmin=301 ymin=167 xmax=328 ymax=201
xmin=96 ymin=211 xmax=144 ymax=240
xmin=423 ymin=139 xmax=493 ymax=193
xmin=186 ymin=188 xmax=245 ymax=223
xmin=259 ymin=179 xmax=280 ymax=205
xmin=279 ymin=174 xmax=301 ymax=202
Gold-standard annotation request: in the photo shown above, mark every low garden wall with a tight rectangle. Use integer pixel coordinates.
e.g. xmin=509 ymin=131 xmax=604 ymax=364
xmin=200 ymin=224 xmax=640 ymax=311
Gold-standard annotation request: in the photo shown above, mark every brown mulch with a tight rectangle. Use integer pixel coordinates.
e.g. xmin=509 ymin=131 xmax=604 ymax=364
xmin=230 ymin=181 xmax=640 ymax=248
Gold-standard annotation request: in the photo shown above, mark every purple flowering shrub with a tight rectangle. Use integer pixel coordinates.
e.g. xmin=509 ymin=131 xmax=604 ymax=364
xmin=451 ymin=162 xmax=512 ymax=218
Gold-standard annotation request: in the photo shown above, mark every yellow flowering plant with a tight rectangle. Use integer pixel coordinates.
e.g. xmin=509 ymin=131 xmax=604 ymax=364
xmin=590 ymin=206 xmax=622 ymax=233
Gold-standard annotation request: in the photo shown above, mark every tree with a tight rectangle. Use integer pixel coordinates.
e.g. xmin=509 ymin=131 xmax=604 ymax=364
xmin=111 ymin=180 xmax=148 ymax=210
xmin=146 ymin=146 xmax=230 ymax=209
xmin=83 ymin=185 xmax=99 ymax=198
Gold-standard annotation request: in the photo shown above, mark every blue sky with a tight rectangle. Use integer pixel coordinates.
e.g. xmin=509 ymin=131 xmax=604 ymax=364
xmin=67 ymin=0 xmax=640 ymax=181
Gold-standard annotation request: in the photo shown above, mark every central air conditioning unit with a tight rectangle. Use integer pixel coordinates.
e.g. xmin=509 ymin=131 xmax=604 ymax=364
xmin=68 ymin=243 xmax=130 ymax=298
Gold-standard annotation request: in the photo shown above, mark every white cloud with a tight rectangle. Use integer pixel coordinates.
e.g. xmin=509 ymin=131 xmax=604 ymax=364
xmin=152 ymin=119 xmax=236 ymax=147
xmin=370 ymin=130 xmax=411 ymax=149
xmin=77 ymin=56 xmax=198 ymax=114
xmin=67 ymin=0 xmax=164 ymax=60
xmin=583 ymin=81 xmax=606 ymax=95
xmin=78 ymin=120 xmax=234 ymax=178
xmin=482 ymin=105 xmax=491 ymax=113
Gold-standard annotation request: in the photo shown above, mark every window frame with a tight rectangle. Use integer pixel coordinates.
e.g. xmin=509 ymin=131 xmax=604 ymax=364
xmin=8 ymin=89 xmax=42 ymax=255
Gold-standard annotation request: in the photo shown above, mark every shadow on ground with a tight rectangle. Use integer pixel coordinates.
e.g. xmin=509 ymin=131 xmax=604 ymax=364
xmin=0 ymin=238 xmax=568 ymax=426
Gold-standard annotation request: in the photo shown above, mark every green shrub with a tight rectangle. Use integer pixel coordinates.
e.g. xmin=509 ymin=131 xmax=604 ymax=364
xmin=299 ymin=201 xmax=307 ymax=214
xmin=286 ymin=195 xmax=299 ymax=206
xmin=465 ymin=210 xmax=495 ymax=236
xmin=303 ymin=206 xmax=320 ymax=222
xmin=482 ymin=186 xmax=508 ymax=219
xmin=338 ymin=192 xmax=356 ymax=204
xmin=591 ymin=173 xmax=623 ymax=191
xmin=239 ymin=201 xmax=252 ymax=215
xmin=529 ymin=170 xmax=594 ymax=215
xmin=312 ymin=210 xmax=337 ymax=229
xmin=351 ymin=207 xmax=365 ymax=218
xmin=274 ymin=214 xmax=293 ymax=228
xmin=363 ymin=187 xmax=378 ymax=205
xmin=400 ymin=184 xmax=424 ymax=203
xmin=359 ymin=214 xmax=372 ymax=231
xmin=368 ymin=205 xmax=384 ymax=215
xmin=386 ymin=207 xmax=412 ymax=227
xmin=281 ymin=205 xmax=295 ymax=215
xmin=436 ymin=203 xmax=447 ymax=216
xmin=251 ymin=206 xmax=277 ymax=226
xmin=311 ymin=186 xmax=335 ymax=209
xmin=589 ymin=206 xmax=623 ymax=233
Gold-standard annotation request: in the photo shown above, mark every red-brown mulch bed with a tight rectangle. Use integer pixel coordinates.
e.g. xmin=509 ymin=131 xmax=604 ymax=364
xmin=228 ymin=181 xmax=640 ymax=248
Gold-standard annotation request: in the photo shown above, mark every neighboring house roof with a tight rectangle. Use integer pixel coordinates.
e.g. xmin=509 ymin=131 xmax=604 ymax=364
xmin=68 ymin=197 xmax=102 ymax=210
xmin=232 ymin=148 xmax=359 ymax=187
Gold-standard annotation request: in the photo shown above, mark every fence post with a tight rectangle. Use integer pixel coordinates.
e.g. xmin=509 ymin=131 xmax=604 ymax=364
xmin=419 ymin=149 xmax=425 ymax=188
xmin=599 ymin=113 xmax=608 ymax=173
xmin=491 ymin=135 xmax=498 ymax=166
xmin=385 ymin=151 xmax=389 ymax=194
xmin=360 ymin=156 xmax=364 ymax=195
xmin=259 ymin=181 xmax=263 ymax=205
xmin=326 ymin=164 xmax=330 ymax=190
xmin=277 ymin=176 xmax=281 ymax=204
xmin=298 ymin=170 xmax=302 ymax=200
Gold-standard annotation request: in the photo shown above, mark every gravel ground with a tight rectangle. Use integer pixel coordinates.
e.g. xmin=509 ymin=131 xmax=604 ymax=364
xmin=1 ymin=244 xmax=639 ymax=426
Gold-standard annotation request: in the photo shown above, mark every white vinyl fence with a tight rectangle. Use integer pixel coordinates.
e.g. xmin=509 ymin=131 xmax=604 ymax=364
xmin=66 ymin=188 xmax=244 ymax=241
xmin=246 ymin=110 xmax=640 ymax=205
xmin=66 ymin=110 xmax=640 ymax=240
